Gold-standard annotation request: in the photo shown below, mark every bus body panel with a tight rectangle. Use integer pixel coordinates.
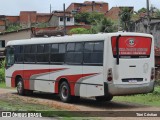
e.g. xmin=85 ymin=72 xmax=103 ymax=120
xmin=5 ymin=33 xmax=155 ymax=98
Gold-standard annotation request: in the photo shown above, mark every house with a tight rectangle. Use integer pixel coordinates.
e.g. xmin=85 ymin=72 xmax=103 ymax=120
xmin=0 ymin=28 xmax=32 ymax=60
xmin=0 ymin=15 xmax=6 ymax=32
xmin=66 ymin=1 xmax=108 ymax=14
xmin=135 ymin=18 xmax=160 ymax=47
xmin=49 ymin=11 xmax=74 ymax=27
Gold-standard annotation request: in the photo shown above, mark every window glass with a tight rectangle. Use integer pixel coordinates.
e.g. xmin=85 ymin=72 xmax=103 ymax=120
xmin=6 ymin=47 xmax=14 ymax=67
xmin=31 ymin=45 xmax=36 ymax=53
xmin=14 ymin=46 xmax=20 ymax=54
xmin=75 ymin=43 xmax=83 ymax=52
xmin=37 ymin=44 xmax=44 ymax=53
xmin=67 ymin=17 xmax=70 ymax=21
xmin=60 ymin=17 xmax=63 ymax=21
xmin=51 ymin=44 xmax=58 ymax=53
xmin=24 ymin=45 xmax=31 ymax=53
xmin=94 ymin=42 xmax=103 ymax=52
xmin=59 ymin=44 xmax=65 ymax=53
xmin=67 ymin=43 xmax=75 ymax=52
xmin=83 ymin=41 xmax=104 ymax=65
xmin=84 ymin=42 xmax=94 ymax=52
xmin=44 ymin=44 xmax=49 ymax=53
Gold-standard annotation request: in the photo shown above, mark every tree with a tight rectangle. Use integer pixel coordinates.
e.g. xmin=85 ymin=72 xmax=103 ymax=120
xmin=87 ymin=12 xmax=105 ymax=25
xmin=74 ymin=12 xmax=90 ymax=24
xmin=91 ymin=17 xmax=114 ymax=33
xmin=138 ymin=8 xmax=147 ymax=13
xmin=69 ymin=28 xmax=90 ymax=34
xmin=120 ymin=7 xmax=132 ymax=31
xmin=155 ymin=9 xmax=160 ymax=18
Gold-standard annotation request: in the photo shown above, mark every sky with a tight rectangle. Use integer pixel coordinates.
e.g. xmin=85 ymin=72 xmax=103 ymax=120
xmin=0 ymin=0 xmax=159 ymax=15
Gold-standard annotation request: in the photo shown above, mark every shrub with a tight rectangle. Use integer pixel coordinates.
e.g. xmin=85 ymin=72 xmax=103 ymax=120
xmin=69 ymin=28 xmax=90 ymax=34
xmin=0 ymin=60 xmax=5 ymax=82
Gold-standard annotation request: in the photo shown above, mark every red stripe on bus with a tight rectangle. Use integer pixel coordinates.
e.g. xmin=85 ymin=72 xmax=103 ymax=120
xmin=55 ymin=73 xmax=98 ymax=95
xmin=11 ymin=68 xmax=66 ymax=89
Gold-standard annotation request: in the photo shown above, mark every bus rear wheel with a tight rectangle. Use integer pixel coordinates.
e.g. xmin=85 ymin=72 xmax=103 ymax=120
xmin=59 ymin=81 xmax=72 ymax=103
xmin=95 ymin=95 xmax=113 ymax=102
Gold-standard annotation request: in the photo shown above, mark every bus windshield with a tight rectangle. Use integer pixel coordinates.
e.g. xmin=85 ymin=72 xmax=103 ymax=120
xmin=111 ymin=36 xmax=152 ymax=58
xmin=6 ymin=47 xmax=14 ymax=67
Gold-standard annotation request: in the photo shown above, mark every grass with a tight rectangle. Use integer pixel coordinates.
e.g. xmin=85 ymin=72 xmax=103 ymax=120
xmin=0 ymin=82 xmax=6 ymax=88
xmin=113 ymin=86 xmax=160 ymax=106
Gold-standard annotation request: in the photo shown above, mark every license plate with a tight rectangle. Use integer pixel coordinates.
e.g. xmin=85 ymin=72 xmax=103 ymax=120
xmin=129 ymin=80 xmax=137 ymax=83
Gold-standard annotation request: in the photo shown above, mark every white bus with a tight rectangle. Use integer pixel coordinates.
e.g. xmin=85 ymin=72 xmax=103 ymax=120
xmin=5 ymin=32 xmax=155 ymax=102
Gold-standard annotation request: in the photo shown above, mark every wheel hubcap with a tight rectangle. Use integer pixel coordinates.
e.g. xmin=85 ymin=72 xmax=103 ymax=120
xmin=61 ymin=86 xmax=68 ymax=99
xmin=17 ymin=82 xmax=22 ymax=93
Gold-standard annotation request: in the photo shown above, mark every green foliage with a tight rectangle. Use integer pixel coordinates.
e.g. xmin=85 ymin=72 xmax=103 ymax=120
xmin=74 ymin=12 xmax=106 ymax=25
xmin=155 ymin=9 xmax=160 ymax=18
xmin=138 ymin=7 xmax=147 ymax=13
xmin=74 ymin=12 xmax=90 ymax=24
xmin=120 ymin=7 xmax=133 ymax=31
xmin=6 ymin=24 xmax=22 ymax=32
xmin=91 ymin=17 xmax=114 ymax=34
xmin=69 ymin=28 xmax=90 ymax=34
xmin=87 ymin=12 xmax=105 ymax=25
xmin=32 ymin=23 xmax=49 ymax=28
xmin=0 ymin=60 xmax=5 ymax=82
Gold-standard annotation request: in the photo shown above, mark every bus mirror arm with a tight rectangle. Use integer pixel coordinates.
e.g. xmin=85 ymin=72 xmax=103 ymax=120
xmin=116 ymin=35 xmax=121 ymax=65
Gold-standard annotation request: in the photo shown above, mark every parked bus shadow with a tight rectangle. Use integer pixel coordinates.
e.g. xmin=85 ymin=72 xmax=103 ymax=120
xmin=12 ymin=92 xmax=145 ymax=110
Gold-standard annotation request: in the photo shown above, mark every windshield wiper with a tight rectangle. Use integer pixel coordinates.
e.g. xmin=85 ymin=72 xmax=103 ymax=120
xmin=116 ymin=35 xmax=121 ymax=65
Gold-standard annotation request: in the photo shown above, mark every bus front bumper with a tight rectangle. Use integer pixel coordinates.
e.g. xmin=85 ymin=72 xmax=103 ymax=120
xmin=105 ymin=81 xmax=155 ymax=96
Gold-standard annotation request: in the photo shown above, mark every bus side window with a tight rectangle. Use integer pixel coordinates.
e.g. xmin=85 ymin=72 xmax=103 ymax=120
xmin=50 ymin=43 xmax=66 ymax=64
xmin=83 ymin=41 xmax=104 ymax=65
xmin=66 ymin=42 xmax=83 ymax=64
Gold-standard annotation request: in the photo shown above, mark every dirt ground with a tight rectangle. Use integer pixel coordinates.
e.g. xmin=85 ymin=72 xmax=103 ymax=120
xmin=0 ymin=88 xmax=160 ymax=120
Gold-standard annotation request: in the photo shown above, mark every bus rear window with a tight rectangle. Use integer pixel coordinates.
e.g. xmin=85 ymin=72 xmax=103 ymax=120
xmin=111 ymin=36 xmax=152 ymax=58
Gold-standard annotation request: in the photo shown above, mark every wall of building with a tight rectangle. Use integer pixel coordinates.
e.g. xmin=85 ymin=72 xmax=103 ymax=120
xmin=66 ymin=2 xmax=108 ymax=14
xmin=0 ymin=29 xmax=32 ymax=46
xmin=105 ymin=7 xmax=120 ymax=20
xmin=49 ymin=16 xmax=59 ymax=27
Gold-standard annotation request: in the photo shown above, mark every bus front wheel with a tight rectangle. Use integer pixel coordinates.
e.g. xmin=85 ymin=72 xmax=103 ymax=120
xmin=59 ymin=81 xmax=71 ymax=103
xmin=95 ymin=95 xmax=113 ymax=102
xmin=17 ymin=78 xmax=25 ymax=95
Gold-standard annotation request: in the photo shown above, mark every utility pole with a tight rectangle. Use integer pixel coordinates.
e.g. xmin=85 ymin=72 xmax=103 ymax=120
xmin=146 ymin=0 xmax=150 ymax=33
xmin=92 ymin=1 xmax=95 ymax=12
xmin=50 ymin=4 xmax=52 ymax=13
xmin=63 ymin=3 xmax=66 ymax=35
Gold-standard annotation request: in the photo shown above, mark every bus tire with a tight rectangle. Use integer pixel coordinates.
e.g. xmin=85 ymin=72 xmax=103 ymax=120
xmin=95 ymin=95 xmax=113 ymax=102
xmin=17 ymin=78 xmax=25 ymax=96
xmin=59 ymin=81 xmax=71 ymax=103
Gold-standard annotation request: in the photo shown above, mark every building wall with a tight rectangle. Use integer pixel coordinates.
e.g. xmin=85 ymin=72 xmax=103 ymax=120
xmin=0 ymin=20 xmax=5 ymax=32
xmin=105 ymin=7 xmax=120 ymax=20
xmin=20 ymin=11 xmax=37 ymax=28
xmin=49 ymin=16 xmax=59 ymax=27
xmin=5 ymin=16 xmax=19 ymax=24
xmin=66 ymin=2 xmax=108 ymax=13
xmin=0 ymin=30 xmax=32 ymax=46
xmin=37 ymin=15 xmax=51 ymax=23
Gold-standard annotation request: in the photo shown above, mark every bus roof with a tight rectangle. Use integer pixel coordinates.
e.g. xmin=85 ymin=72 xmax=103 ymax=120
xmin=6 ymin=32 xmax=153 ymax=46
